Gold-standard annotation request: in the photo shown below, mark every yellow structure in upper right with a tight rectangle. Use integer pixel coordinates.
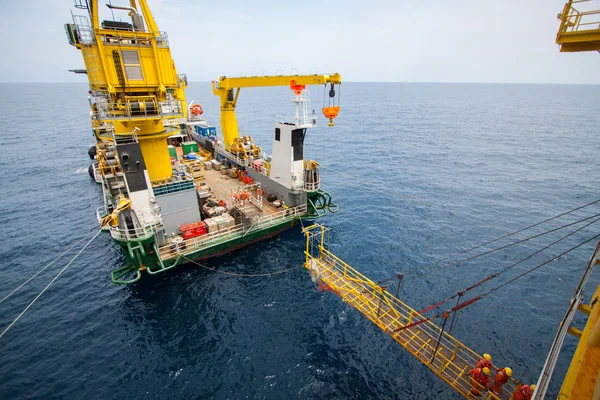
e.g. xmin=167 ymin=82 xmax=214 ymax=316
xmin=556 ymin=0 xmax=600 ymax=52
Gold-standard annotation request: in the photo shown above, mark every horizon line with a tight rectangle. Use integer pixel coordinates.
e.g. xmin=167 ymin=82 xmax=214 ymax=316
xmin=1 ymin=80 xmax=599 ymax=85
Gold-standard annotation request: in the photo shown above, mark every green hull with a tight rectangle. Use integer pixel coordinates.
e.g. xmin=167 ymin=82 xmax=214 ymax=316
xmin=110 ymin=218 xmax=298 ymax=284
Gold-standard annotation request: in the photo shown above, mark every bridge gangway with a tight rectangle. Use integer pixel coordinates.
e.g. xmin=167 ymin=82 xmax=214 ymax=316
xmin=302 ymin=224 xmax=521 ymax=399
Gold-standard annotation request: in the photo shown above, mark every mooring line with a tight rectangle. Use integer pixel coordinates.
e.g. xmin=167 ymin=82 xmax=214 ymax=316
xmin=0 ymin=229 xmax=102 ymax=340
xmin=0 ymin=229 xmax=97 ymax=305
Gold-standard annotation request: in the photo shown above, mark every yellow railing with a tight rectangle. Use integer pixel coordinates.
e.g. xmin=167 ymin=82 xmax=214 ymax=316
xmin=159 ymin=204 xmax=307 ymax=260
xmin=556 ymin=1 xmax=600 ymax=51
xmin=559 ymin=1 xmax=600 ymax=33
xmin=302 ymin=224 xmax=521 ymax=400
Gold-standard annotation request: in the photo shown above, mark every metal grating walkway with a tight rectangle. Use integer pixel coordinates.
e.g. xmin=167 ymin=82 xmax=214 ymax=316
xmin=302 ymin=225 xmax=520 ymax=399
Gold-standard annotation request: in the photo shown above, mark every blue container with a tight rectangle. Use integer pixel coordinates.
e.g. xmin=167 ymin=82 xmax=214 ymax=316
xmin=194 ymin=125 xmax=217 ymax=138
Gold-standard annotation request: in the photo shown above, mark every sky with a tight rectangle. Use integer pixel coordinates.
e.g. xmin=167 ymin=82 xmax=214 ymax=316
xmin=0 ymin=0 xmax=598 ymax=84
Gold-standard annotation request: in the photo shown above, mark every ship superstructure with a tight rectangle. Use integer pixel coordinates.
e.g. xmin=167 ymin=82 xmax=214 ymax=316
xmin=66 ymin=0 xmax=342 ymax=283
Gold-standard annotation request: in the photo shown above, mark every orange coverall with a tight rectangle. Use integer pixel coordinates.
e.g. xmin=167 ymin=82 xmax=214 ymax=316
xmin=469 ymin=368 xmax=490 ymax=396
xmin=491 ymin=368 xmax=509 ymax=394
xmin=511 ymin=385 xmax=533 ymax=400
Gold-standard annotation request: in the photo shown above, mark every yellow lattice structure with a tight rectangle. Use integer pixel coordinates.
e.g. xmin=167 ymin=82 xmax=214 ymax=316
xmin=302 ymin=224 xmax=521 ymax=400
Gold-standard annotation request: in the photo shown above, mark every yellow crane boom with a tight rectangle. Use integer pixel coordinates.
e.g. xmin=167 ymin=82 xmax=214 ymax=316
xmin=66 ymin=0 xmax=188 ymax=182
xmin=211 ymin=73 xmax=342 ymax=150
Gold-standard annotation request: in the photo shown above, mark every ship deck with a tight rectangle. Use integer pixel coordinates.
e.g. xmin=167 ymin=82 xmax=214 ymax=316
xmin=202 ymin=168 xmax=279 ymax=216
xmin=155 ymin=167 xmax=308 ymax=262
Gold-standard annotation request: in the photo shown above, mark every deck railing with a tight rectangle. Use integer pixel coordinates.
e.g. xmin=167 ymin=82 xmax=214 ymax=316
xmin=158 ymin=204 xmax=307 ymax=260
xmin=108 ymin=218 xmax=162 ymax=241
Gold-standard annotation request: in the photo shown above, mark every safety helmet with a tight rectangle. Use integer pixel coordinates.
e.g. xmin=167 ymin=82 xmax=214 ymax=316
xmin=504 ymin=367 xmax=513 ymax=377
xmin=482 ymin=367 xmax=491 ymax=376
xmin=530 ymin=384 xmax=536 ymax=391
xmin=483 ymin=353 xmax=492 ymax=362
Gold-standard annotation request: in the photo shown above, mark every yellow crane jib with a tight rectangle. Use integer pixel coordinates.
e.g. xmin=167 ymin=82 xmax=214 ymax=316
xmin=211 ymin=73 xmax=342 ymax=149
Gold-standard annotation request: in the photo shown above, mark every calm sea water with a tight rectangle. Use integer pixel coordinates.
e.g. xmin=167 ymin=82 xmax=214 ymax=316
xmin=0 ymin=82 xmax=599 ymax=399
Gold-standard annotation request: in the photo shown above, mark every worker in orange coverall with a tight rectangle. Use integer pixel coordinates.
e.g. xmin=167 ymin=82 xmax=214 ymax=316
xmin=469 ymin=367 xmax=490 ymax=396
xmin=256 ymin=185 xmax=263 ymax=207
xmin=511 ymin=384 xmax=535 ymax=400
xmin=476 ymin=353 xmax=493 ymax=369
xmin=491 ymin=367 xmax=512 ymax=395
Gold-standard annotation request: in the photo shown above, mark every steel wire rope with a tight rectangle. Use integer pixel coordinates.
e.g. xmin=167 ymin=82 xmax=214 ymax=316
xmin=0 ymin=229 xmax=98 ymax=305
xmin=419 ymin=214 xmax=600 ymax=314
xmin=485 ymin=232 xmax=600 ymax=295
xmin=320 ymin=165 xmax=600 ymax=280
xmin=409 ymin=211 xmax=600 ymax=278
xmin=181 ymin=255 xmax=303 ymax=277
xmin=322 ymin=166 xmax=600 ymax=244
xmin=0 ymin=229 xmax=102 ymax=340
xmin=395 ymin=231 xmax=600 ymax=333
xmin=365 ymin=198 xmax=600 ymax=281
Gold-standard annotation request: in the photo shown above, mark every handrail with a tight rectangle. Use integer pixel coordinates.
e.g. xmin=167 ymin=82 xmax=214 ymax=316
xmin=108 ymin=218 xmax=162 ymax=241
xmin=158 ymin=204 xmax=307 ymax=260
xmin=303 ymin=225 xmax=521 ymax=399
xmin=94 ymin=95 xmax=183 ymax=121
xmin=558 ymin=1 xmax=600 ymax=34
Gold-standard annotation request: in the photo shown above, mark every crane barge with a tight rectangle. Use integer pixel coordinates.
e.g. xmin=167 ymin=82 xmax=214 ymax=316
xmin=65 ymin=0 xmax=341 ymax=283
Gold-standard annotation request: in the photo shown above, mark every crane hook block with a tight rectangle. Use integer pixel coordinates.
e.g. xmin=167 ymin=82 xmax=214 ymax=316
xmin=322 ymin=106 xmax=340 ymax=127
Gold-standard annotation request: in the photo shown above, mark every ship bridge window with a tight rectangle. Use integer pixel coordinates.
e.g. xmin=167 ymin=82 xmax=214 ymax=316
xmin=121 ymin=50 xmax=143 ymax=80
xmin=274 ymin=128 xmax=280 ymax=141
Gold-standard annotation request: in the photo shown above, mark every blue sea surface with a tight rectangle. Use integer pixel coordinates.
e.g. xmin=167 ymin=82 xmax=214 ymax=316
xmin=0 ymin=82 xmax=599 ymax=399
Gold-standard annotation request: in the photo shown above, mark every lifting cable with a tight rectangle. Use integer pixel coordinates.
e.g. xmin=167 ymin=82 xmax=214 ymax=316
xmin=376 ymin=211 xmax=600 ymax=286
xmin=404 ymin=197 xmax=600 ymax=275
xmin=410 ymin=211 xmax=600 ymax=278
xmin=0 ymin=229 xmax=102 ymax=340
xmin=0 ymin=229 xmax=98 ymax=306
xmin=181 ymin=255 xmax=303 ymax=277
xmin=419 ymin=214 xmax=600 ymax=314
xmin=394 ymin=231 xmax=600 ymax=333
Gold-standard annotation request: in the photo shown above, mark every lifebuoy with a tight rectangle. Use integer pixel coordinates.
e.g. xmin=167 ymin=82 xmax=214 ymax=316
xmin=191 ymin=104 xmax=203 ymax=115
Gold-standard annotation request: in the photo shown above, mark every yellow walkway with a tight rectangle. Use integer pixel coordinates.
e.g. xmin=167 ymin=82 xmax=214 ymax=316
xmin=303 ymin=225 xmax=520 ymax=399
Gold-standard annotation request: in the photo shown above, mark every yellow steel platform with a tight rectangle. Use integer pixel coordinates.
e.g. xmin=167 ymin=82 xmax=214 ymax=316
xmin=556 ymin=0 xmax=600 ymax=52
xmin=302 ymin=225 xmax=522 ymax=399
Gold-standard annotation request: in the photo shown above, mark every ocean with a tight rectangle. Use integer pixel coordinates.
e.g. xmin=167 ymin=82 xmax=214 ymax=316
xmin=0 ymin=82 xmax=599 ymax=399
